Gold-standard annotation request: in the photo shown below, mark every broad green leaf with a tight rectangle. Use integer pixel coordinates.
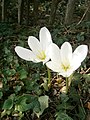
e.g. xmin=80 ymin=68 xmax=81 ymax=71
xmin=15 ymin=95 xmax=38 ymax=112
xmin=19 ymin=69 xmax=28 ymax=80
xmin=35 ymin=95 xmax=49 ymax=118
xmin=3 ymin=98 xmax=13 ymax=110
xmin=15 ymin=98 xmax=28 ymax=112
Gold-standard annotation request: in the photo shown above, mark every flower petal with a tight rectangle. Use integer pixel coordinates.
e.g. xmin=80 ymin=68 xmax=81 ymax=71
xmin=49 ymin=43 xmax=61 ymax=63
xmin=46 ymin=61 xmax=61 ymax=73
xmin=39 ymin=27 xmax=52 ymax=50
xmin=61 ymin=42 xmax=72 ymax=65
xmin=73 ymin=45 xmax=88 ymax=63
xmin=42 ymin=56 xmax=50 ymax=64
xmin=15 ymin=46 xmax=35 ymax=61
xmin=59 ymin=70 xmax=74 ymax=77
xmin=28 ymin=36 xmax=42 ymax=54
xmin=71 ymin=52 xmax=82 ymax=71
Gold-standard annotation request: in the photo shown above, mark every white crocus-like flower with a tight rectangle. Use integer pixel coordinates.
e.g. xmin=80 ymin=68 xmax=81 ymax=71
xmin=15 ymin=27 xmax=52 ymax=64
xmin=46 ymin=42 xmax=88 ymax=77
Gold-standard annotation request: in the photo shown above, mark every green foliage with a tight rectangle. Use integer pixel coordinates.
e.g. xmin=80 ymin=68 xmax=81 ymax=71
xmin=56 ymin=113 xmax=73 ymax=120
xmin=18 ymin=69 xmax=28 ymax=80
xmin=77 ymin=106 xmax=86 ymax=120
xmin=3 ymin=98 xmax=13 ymax=110
xmin=76 ymin=32 xmax=85 ymax=42
xmin=0 ymin=23 xmax=14 ymax=36
xmin=1 ymin=93 xmax=49 ymax=119
xmin=0 ymin=8 xmax=90 ymax=119
xmin=0 ymin=91 xmax=3 ymax=99
xmin=15 ymin=95 xmax=38 ymax=112
xmin=35 ymin=95 xmax=49 ymax=118
xmin=55 ymin=71 xmax=89 ymax=120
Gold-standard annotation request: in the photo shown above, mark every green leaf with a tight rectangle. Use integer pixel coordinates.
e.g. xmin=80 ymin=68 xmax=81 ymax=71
xmin=60 ymin=93 xmax=69 ymax=103
xmin=15 ymin=98 xmax=28 ymax=112
xmin=69 ymin=87 xmax=80 ymax=103
xmin=15 ymin=95 xmax=38 ymax=112
xmin=19 ymin=69 xmax=28 ymax=80
xmin=3 ymin=98 xmax=13 ymax=110
xmin=0 ymin=91 xmax=3 ymax=99
xmin=56 ymin=113 xmax=73 ymax=120
xmin=34 ymin=95 xmax=49 ymax=118
xmin=14 ymin=85 xmax=22 ymax=93
xmin=5 ymin=68 xmax=16 ymax=76
xmin=57 ymin=103 xmax=74 ymax=111
xmin=76 ymin=33 xmax=84 ymax=42
xmin=77 ymin=106 xmax=86 ymax=120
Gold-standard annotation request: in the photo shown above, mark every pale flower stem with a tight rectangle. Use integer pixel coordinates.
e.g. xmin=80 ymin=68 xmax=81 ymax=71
xmin=57 ymin=73 xmax=59 ymax=79
xmin=68 ymin=74 xmax=73 ymax=87
xmin=66 ymin=77 xmax=69 ymax=94
xmin=47 ymin=67 xmax=51 ymax=87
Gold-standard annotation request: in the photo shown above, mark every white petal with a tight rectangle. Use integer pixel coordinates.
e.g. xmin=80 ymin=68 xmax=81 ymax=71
xmin=39 ymin=27 xmax=52 ymax=50
xmin=28 ymin=36 xmax=42 ymax=54
xmin=15 ymin=46 xmax=35 ymax=61
xmin=59 ymin=70 xmax=73 ymax=77
xmin=49 ymin=43 xmax=61 ymax=63
xmin=61 ymin=42 xmax=72 ymax=65
xmin=43 ymin=56 xmax=50 ymax=64
xmin=73 ymin=45 xmax=88 ymax=63
xmin=72 ymin=53 xmax=81 ymax=71
xmin=46 ymin=61 xmax=61 ymax=73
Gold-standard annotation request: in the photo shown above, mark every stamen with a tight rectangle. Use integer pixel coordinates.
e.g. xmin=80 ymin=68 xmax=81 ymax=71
xmin=61 ymin=64 xmax=70 ymax=71
xmin=37 ymin=50 xmax=46 ymax=60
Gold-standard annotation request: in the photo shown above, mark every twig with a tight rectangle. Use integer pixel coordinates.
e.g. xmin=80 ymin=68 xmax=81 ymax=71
xmin=84 ymin=67 xmax=90 ymax=74
xmin=77 ymin=7 xmax=88 ymax=25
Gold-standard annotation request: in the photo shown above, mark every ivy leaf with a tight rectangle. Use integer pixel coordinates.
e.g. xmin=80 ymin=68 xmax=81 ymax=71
xmin=15 ymin=95 xmax=38 ymax=112
xmin=15 ymin=98 xmax=28 ymax=112
xmin=14 ymin=85 xmax=22 ymax=93
xmin=19 ymin=69 xmax=28 ymax=80
xmin=34 ymin=95 xmax=49 ymax=118
xmin=3 ymin=98 xmax=13 ymax=110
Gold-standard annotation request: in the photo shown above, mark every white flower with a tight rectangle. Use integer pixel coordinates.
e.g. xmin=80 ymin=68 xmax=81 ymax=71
xmin=15 ymin=27 xmax=52 ymax=64
xmin=46 ymin=42 xmax=88 ymax=77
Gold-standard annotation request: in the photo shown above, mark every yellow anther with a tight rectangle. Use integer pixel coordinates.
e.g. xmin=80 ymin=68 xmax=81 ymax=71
xmin=61 ymin=64 xmax=70 ymax=71
xmin=37 ymin=50 xmax=46 ymax=60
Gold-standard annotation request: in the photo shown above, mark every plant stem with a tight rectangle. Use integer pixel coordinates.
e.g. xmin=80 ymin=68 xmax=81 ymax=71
xmin=66 ymin=77 xmax=68 ymax=94
xmin=68 ymin=74 xmax=73 ymax=87
xmin=47 ymin=67 xmax=51 ymax=87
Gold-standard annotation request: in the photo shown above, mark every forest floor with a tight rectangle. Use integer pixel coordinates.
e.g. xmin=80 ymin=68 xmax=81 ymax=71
xmin=0 ymin=21 xmax=90 ymax=120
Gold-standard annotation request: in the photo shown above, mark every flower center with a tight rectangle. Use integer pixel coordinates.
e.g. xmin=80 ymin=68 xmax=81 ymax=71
xmin=37 ymin=50 xmax=46 ymax=60
xmin=61 ymin=64 xmax=70 ymax=72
